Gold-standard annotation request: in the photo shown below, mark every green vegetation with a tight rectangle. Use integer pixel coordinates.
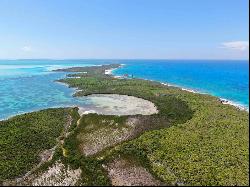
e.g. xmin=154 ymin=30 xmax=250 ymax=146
xmin=57 ymin=64 xmax=249 ymax=186
xmin=55 ymin=63 xmax=121 ymax=79
xmin=1 ymin=64 xmax=248 ymax=186
xmin=58 ymin=65 xmax=193 ymax=124
xmin=58 ymin=118 xmax=112 ymax=186
xmin=0 ymin=107 xmax=79 ymax=182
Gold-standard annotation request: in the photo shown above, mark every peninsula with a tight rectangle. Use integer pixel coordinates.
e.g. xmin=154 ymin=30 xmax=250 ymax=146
xmin=0 ymin=64 xmax=248 ymax=186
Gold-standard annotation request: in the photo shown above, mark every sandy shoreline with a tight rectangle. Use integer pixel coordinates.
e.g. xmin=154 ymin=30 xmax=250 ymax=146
xmin=72 ymin=65 xmax=248 ymax=112
xmin=67 ymin=64 xmax=247 ymax=112
xmin=104 ymin=64 xmax=125 ymax=75
xmin=107 ymin=71 xmax=248 ymax=112
xmin=160 ymin=82 xmax=248 ymax=111
xmin=1 ymin=64 xmax=247 ymax=122
xmin=103 ymin=65 xmax=248 ymax=112
xmin=219 ymin=98 xmax=249 ymax=111
xmin=105 ymin=68 xmax=117 ymax=75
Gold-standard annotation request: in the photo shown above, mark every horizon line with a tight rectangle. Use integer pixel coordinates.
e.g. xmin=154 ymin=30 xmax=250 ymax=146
xmin=0 ymin=58 xmax=249 ymax=61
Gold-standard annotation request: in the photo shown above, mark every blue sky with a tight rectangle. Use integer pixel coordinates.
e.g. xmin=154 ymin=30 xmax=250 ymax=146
xmin=0 ymin=0 xmax=249 ymax=59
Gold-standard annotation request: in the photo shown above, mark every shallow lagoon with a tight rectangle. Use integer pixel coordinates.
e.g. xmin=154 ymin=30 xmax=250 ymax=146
xmin=0 ymin=59 xmax=249 ymax=119
xmin=0 ymin=60 xmax=97 ymax=119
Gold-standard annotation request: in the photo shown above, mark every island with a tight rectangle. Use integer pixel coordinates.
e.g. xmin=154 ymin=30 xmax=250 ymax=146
xmin=0 ymin=64 xmax=249 ymax=186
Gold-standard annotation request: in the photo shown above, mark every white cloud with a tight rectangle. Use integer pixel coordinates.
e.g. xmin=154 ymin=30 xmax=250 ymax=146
xmin=21 ymin=46 xmax=32 ymax=52
xmin=220 ymin=41 xmax=249 ymax=51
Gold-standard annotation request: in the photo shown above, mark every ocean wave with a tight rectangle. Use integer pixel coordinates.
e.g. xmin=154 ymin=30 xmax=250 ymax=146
xmin=161 ymin=82 xmax=249 ymax=112
xmin=219 ymin=98 xmax=249 ymax=112
xmin=110 ymin=71 xmax=249 ymax=112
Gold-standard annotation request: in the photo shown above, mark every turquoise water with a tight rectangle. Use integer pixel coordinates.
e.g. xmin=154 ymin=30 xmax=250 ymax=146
xmin=114 ymin=60 xmax=249 ymax=108
xmin=0 ymin=59 xmax=249 ymax=119
xmin=0 ymin=60 xmax=100 ymax=119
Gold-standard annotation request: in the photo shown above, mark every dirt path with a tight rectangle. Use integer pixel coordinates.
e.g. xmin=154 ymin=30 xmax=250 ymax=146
xmin=4 ymin=115 xmax=75 ymax=186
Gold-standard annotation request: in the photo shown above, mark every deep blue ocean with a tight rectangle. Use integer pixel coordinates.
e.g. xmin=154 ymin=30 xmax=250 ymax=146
xmin=0 ymin=59 xmax=249 ymax=119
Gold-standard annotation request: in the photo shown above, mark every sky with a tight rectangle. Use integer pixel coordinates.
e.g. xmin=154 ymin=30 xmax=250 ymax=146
xmin=0 ymin=0 xmax=249 ymax=60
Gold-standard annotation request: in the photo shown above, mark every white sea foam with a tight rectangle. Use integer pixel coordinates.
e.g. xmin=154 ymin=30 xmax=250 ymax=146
xmin=113 ymin=72 xmax=249 ymax=112
xmin=167 ymin=84 xmax=249 ymax=112
xmin=56 ymin=64 xmax=249 ymax=114
xmin=104 ymin=64 xmax=124 ymax=75
xmin=105 ymin=68 xmax=116 ymax=75
xmin=161 ymin=82 xmax=249 ymax=112
xmin=219 ymin=98 xmax=249 ymax=112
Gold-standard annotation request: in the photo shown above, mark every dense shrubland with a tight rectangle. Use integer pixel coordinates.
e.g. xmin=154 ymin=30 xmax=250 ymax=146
xmin=0 ymin=64 xmax=248 ymax=186
xmin=58 ymin=64 xmax=249 ymax=186
xmin=0 ymin=108 xmax=79 ymax=182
